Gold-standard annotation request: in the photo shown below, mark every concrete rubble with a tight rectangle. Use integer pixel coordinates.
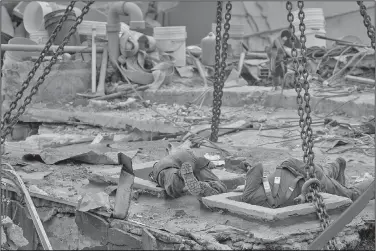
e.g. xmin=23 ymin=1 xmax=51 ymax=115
xmin=1 ymin=1 xmax=375 ymax=250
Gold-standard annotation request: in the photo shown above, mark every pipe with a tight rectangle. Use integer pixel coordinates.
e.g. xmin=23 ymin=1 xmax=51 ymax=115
xmin=106 ymin=2 xmax=145 ymax=64
xmin=1 ymin=44 xmax=104 ymax=53
xmin=91 ymin=26 xmax=97 ymax=93
xmin=97 ymin=46 xmax=108 ymax=96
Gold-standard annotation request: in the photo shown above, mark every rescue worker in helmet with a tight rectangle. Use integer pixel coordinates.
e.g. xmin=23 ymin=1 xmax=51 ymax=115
xmin=149 ymin=146 xmax=227 ymax=199
xmin=236 ymin=157 xmax=373 ymax=208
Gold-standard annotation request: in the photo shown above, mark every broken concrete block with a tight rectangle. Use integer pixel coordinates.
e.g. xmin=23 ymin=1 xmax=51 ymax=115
xmin=108 ymin=243 xmax=135 ymax=250
xmin=75 ymin=211 xmax=109 ymax=244
xmin=1 ymin=227 xmax=7 ymax=245
xmin=108 ymin=228 xmax=142 ymax=248
xmin=142 ymin=228 xmax=158 ymax=250
xmin=211 ymin=169 xmax=245 ymax=190
xmin=91 ymin=134 xmax=105 ymax=144
xmin=113 ymin=134 xmax=131 ymax=142
xmin=6 ymin=223 xmax=29 ymax=248
xmin=10 ymin=123 xmax=33 ymax=141
xmin=28 ymin=185 xmax=49 ymax=196
xmin=77 ymin=192 xmax=111 ymax=212
xmin=110 ymin=219 xmax=143 ymax=236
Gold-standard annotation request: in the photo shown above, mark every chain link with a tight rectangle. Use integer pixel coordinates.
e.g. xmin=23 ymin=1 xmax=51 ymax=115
xmin=0 ymin=1 xmax=94 ymax=144
xmin=286 ymin=1 xmax=307 ymax=162
xmin=297 ymin=1 xmax=314 ymax=178
xmin=210 ymin=1 xmax=232 ymax=142
xmin=357 ymin=1 xmax=375 ymax=49
xmin=287 ymin=2 xmax=334 ymax=249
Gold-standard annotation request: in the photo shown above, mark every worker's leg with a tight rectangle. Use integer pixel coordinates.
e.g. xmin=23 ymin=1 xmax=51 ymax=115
xmin=242 ymin=163 xmax=270 ymax=207
xmin=321 ymin=157 xmax=346 ymax=186
xmin=313 ymin=162 xmax=363 ymax=201
xmin=280 ymin=158 xmax=346 ymax=185
xmin=180 ymin=162 xmax=226 ymax=197
xmin=157 ymin=168 xmax=186 ymax=199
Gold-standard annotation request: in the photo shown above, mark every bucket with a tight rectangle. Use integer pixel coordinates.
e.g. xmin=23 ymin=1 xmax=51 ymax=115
xmin=292 ymin=8 xmax=326 ymax=48
xmin=3 ymin=38 xmax=39 ymax=65
xmin=211 ymin=23 xmax=245 ymax=57
xmin=44 ymin=10 xmax=81 ymax=46
xmin=23 ymin=2 xmax=60 ymax=33
xmin=29 ymin=30 xmax=50 ymax=45
xmin=295 ymin=29 xmax=327 ymax=48
xmin=153 ymin=26 xmax=187 ymax=67
xmin=2 ymin=6 xmax=14 ymax=37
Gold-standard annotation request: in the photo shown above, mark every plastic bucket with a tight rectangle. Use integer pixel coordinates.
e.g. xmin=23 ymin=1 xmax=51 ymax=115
xmin=2 ymin=6 xmax=14 ymax=37
xmin=154 ymin=26 xmax=187 ymax=67
xmin=292 ymin=8 xmax=325 ymax=29
xmin=29 ymin=30 xmax=50 ymax=45
xmin=23 ymin=2 xmax=60 ymax=33
xmin=292 ymin=8 xmax=326 ymax=48
xmin=295 ymin=29 xmax=327 ymax=48
xmin=3 ymin=37 xmax=39 ymax=65
xmin=44 ymin=10 xmax=81 ymax=46
xmin=211 ymin=23 xmax=245 ymax=57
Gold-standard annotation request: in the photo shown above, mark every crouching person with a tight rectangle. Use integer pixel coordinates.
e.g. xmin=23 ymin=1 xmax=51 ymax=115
xmin=149 ymin=149 xmax=227 ymax=198
xmin=237 ymin=157 xmax=373 ymax=208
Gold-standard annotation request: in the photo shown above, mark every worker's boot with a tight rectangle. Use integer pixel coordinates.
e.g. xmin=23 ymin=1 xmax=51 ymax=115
xmin=325 ymin=158 xmax=347 ymax=186
xmin=335 ymin=157 xmax=347 ymax=186
xmin=180 ymin=162 xmax=220 ymax=197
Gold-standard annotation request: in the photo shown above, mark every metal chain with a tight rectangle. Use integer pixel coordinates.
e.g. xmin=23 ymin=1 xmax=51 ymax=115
xmin=286 ymin=1 xmax=307 ymax=162
xmin=0 ymin=1 xmax=94 ymax=144
xmin=357 ymin=1 xmax=375 ymax=49
xmin=297 ymin=1 xmax=314 ymax=178
xmin=210 ymin=1 xmax=232 ymax=142
xmin=1 ymin=1 xmax=77 ymax=129
xmin=287 ymin=2 xmax=335 ymax=250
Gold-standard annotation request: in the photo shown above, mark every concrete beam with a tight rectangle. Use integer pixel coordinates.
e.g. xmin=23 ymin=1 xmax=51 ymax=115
xmin=202 ymin=192 xmax=352 ymax=222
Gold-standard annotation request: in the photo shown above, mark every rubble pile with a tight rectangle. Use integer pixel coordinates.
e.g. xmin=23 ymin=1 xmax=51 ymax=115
xmin=1 ymin=217 xmax=29 ymax=250
xmin=0 ymin=1 xmax=375 ymax=250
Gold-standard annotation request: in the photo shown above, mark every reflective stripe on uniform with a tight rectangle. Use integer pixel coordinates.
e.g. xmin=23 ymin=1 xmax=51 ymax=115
xmin=272 ymin=166 xmax=282 ymax=197
xmin=263 ymin=175 xmax=275 ymax=208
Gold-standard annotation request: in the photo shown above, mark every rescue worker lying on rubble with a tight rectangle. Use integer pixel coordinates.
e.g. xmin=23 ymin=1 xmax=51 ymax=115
xmin=149 ymin=147 xmax=227 ymax=198
xmin=149 ymin=146 xmax=373 ymax=205
xmin=236 ymin=157 xmax=374 ymax=208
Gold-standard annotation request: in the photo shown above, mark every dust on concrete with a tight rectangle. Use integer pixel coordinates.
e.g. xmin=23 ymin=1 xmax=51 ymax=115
xmin=3 ymin=103 xmax=375 ymax=249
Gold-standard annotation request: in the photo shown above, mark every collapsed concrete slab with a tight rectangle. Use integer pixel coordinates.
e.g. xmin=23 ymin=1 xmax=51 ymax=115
xmin=20 ymin=107 xmax=185 ymax=135
xmin=202 ymin=192 xmax=352 ymax=222
xmin=143 ymin=86 xmax=374 ymax=118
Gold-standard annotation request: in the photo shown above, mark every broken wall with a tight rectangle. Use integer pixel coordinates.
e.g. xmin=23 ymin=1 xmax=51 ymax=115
xmin=1 ymin=60 xmax=91 ymax=110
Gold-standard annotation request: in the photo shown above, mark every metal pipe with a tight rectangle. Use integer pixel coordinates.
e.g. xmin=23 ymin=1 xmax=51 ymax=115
xmin=106 ymin=2 xmax=145 ymax=63
xmin=1 ymin=44 xmax=104 ymax=53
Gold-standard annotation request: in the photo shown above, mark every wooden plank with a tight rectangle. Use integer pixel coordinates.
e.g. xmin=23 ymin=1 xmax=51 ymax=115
xmin=142 ymin=228 xmax=158 ymax=250
xmin=113 ymin=153 xmax=135 ymax=220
